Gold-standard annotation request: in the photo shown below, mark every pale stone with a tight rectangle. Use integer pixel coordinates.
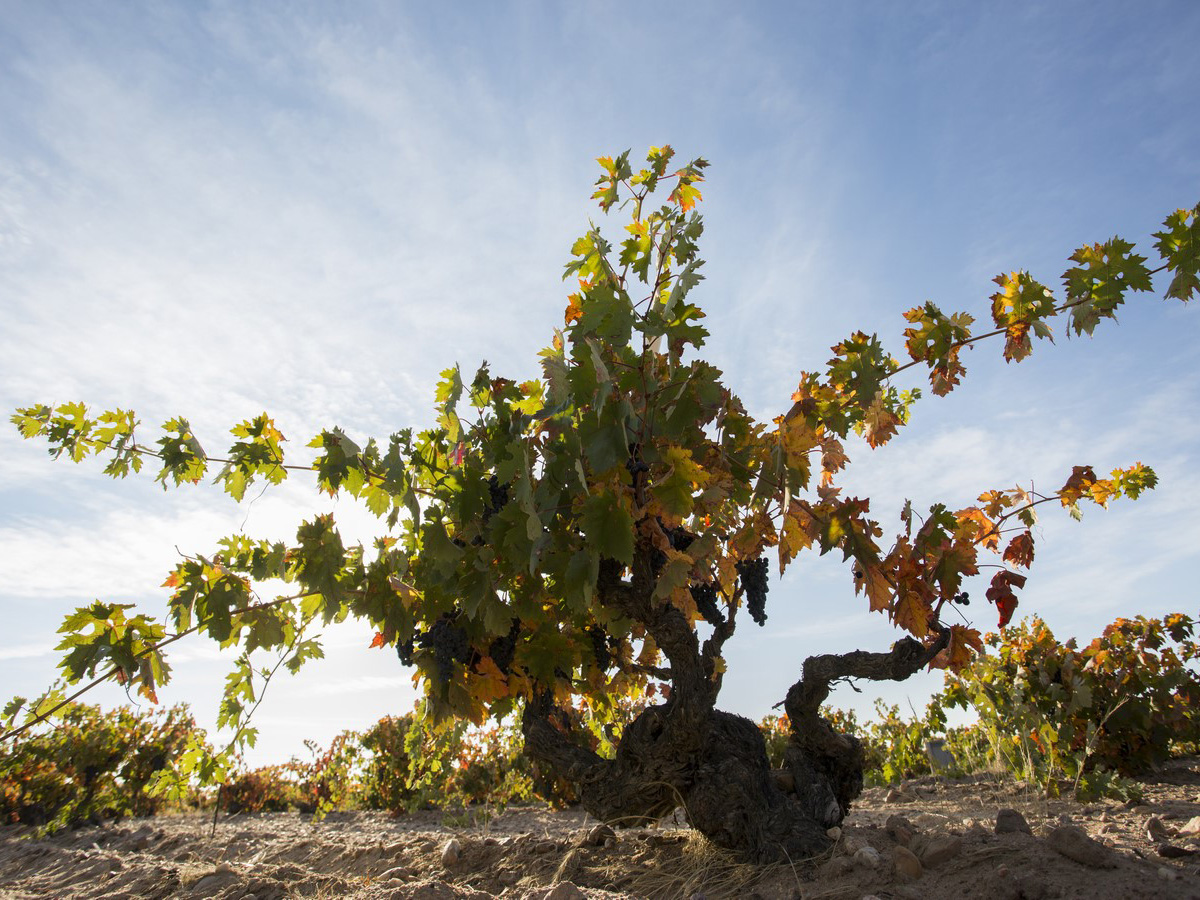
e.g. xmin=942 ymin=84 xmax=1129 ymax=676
xmin=853 ymin=846 xmax=881 ymax=868
xmin=913 ymin=833 xmax=962 ymax=868
xmin=1046 ymin=825 xmax=1117 ymax=869
xmin=1145 ymin=817 xmax=1171 ymax=842
xmin=885 ymin=814 xmax=916 ymax=846
xmin=540 ymin=883 xmax=586 ymax=900
xmin=892 ymin=845 xmax=923 ymax=882
xmin=1178 ymin=815 xmax=1200 ymax=836
xmin=585 ymin=824 xmax=615 ymax=846
xmin=995 ymin=808 xmax=1032 ymax=835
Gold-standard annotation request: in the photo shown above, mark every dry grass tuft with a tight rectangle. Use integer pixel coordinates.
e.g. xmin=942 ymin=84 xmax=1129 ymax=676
xmin=619 ymin=831 xmax=798 ymax=900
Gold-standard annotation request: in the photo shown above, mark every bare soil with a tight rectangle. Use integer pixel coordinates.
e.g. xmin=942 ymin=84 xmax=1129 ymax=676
xmin=2 ymin=758 xmax=1199 ymax=899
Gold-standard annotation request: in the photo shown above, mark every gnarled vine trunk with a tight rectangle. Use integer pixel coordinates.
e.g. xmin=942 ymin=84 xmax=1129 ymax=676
xmin=521 ymin=621 xmax=950 ymax=863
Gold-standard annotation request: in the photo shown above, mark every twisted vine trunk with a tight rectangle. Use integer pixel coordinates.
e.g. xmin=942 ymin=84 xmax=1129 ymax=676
xmin=520 ymin=627 xmax=950 ymax=863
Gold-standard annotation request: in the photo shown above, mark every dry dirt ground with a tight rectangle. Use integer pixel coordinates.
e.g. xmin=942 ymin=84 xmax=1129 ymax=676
xmin=2 ymin=758 xmax=1199 ymax=900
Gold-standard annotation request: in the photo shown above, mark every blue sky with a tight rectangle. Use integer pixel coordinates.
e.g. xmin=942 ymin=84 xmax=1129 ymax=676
xmin=2 ymin=2 xmax=1198 ymax=765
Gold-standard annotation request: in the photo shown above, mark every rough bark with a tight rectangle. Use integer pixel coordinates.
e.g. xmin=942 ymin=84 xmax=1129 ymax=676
xmin=521 ymin=694 xmax=830 ymax=862
xmin=520 ymin=626 xmax=950 ymax=862
xmin=781 ymin=625 xmax=952 ymax=822
xmin=519 ymin=537 xmax=953 ymax=862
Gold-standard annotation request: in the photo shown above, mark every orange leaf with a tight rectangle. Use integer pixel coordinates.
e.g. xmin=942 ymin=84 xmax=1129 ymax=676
xmin=946 ymin=625 xmax=983 ymax=671
xmin=369 ymin=631 xmax=387 ymax=649
xmin=855 ymin=560 xmax=894 ymax=613
xmin=1059 ymin=465 xmax=1097 ymax=506
xmin=564 ymin=293 xmax=583 ymax=326
xmin=976 ymin=489 xmax=1014 ymax=518
xmin=892 ymin=587 xmax=931 ymax=638
xmin=955 ymin=507 xmax=999 ymax=550
xmin=469 ymin=656 xmax=511 ymax=705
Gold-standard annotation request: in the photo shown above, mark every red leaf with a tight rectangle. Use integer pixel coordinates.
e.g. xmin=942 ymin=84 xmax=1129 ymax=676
xmin=986 ymin=570 xmax=1027 ymax=627
xmin=369 ymin=631 xmax=386 ymax=649
xmin=1002 ymin=531 xmax=1035 ymax=568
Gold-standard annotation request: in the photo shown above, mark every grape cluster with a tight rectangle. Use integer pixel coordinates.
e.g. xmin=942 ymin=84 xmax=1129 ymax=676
xmin=736 ymin=557 xmax=770 ymax=626
xmin=395 ymin=636 xmax=415 ymax=666
xmin=487 ymin=620 xmax=521 ymax=674
xmin=417 ymin=616 xmax=471 ymax=684
xmin=951 ymin=591 xmax=970 ymax=606
xmin=486 ymin=475 xmax=510 ymax=515
xmin=651 ymin=522 xmax=697 ymax=575
xmin=588 ymin=625 xmax=613 ymax=670
xmin=667 ymin=526 xmax=696 ymax=552
xmin=690 ymin=582 xmax=724 ymax=626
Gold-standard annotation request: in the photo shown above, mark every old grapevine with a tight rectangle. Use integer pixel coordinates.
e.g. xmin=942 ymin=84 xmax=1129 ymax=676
xmin=5 ymin=147 xmax=1196 ymax=860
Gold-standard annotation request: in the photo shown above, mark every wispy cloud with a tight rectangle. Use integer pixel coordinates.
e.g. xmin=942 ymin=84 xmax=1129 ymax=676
xmin=2 ymin=3 xmax=1198 ymax=764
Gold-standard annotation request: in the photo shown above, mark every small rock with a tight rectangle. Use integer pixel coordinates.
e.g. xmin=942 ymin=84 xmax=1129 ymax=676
xmin=1046 ymin=825 xmax=1117 ymax=869
xmin=853 ymin=846 xmax=881 ymax=868
xmin=440 ymin=838 xmax=461 ymax=867
xmin=190 ymin=872 xmax=241 ymax=897
xmin=995 ymin=808 xmax=1032 ymax=835
xmin=885 ymin=788 xmax=909 ymax=804
xmin=540 ymin=883 xmax=586 ymax=900
xmin=1157 ymin=843 xmax=1197 ymax=858
xmin=820 ymin=856 xmax=855 ymax=878
xmin=912 ymin=834 xmax=961 ymax=868
xmin=215 ymin=861 xmax=234 ymax=874
xmin=885 ymin=814 xmax=916 ymax=846
xmin=1178 ymin=815 xmax=1200 ymax=836
xmin=1146 ymin=817 xmax=1172 ymax=842
xmin=533 ymin=840 xmax=559 ymax=854
xmin=996 ymin=864 xmax=1009 ymax=878
xmin=584 ymin=824 xmax=615 ymax=846
xmin=892 ymin=845 xmax=923 ymax=882
xmin=1100 ymin=823 xmax=1120 ymax=834
xmin=825 ymin=826 xmax=842 ymax=840
xmin=381 ymin=866 xmax=410 ymax=881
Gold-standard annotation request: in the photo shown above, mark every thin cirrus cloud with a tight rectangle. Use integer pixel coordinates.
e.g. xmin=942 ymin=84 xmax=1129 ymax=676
xmin=1 ymin=3 xmax=1198 ymax=765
